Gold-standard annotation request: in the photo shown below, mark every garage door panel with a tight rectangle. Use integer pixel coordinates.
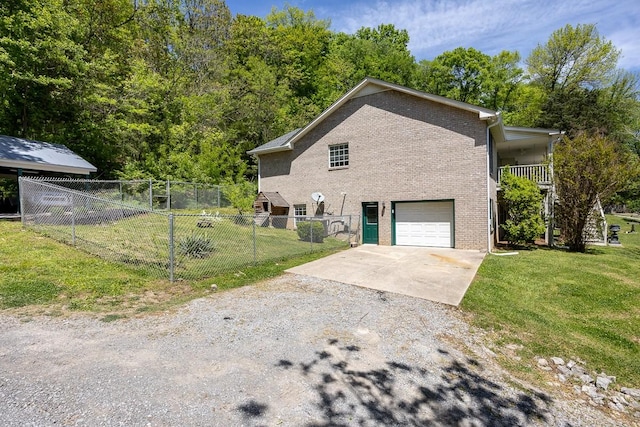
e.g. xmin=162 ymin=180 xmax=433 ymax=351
xmin=395 ymin=201 xmax=453 ymax=248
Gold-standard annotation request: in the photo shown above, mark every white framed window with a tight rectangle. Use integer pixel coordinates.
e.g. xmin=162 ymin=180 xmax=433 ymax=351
xmin=329 ymin=143 xmax=349 ymax=168
xmin=294 ymin=204 xmax=307 ymax=226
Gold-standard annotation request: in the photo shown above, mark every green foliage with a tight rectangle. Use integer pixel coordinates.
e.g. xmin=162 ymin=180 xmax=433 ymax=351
xmin=416 ymin=47 xmax=490 ymax=104
xmin=554 ymin=133 xmax=639 ymax=251
xmin=414 ymin=48 xmax=523 ymax=113
xmin=499 ymin=168 xmax=546 ymax=245
xmin=527 ymin=24 xmax=620 ymax=93
xmin=221 ymin=178 xmax=256 ymax=214
xmin=525 ymin=23 xmax=637 ymax=142
xmin=1 ymin=0 xmax=638 ymax=192
xmin=296 ymin=220 xmax=324 ymax=243
xmin=316 ymin=24 xmax=416 ymax=105
xmin=178 ymin=233 xmax=215 ymax=258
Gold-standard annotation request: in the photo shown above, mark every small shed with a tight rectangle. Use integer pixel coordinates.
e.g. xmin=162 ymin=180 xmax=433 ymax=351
xmin=254 ymin=191 xmax=289 ymax=228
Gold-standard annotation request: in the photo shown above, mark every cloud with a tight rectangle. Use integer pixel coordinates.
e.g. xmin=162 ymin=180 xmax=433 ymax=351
xmin=326 ymin=0 xmax=640 ymax=70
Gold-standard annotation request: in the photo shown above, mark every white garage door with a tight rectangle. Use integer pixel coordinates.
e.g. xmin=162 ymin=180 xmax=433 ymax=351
xmin=395 ymin=201 xmax=453 ymax=247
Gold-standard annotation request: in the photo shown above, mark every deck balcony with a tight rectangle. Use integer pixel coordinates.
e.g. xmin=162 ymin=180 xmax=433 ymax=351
xmin=497 ymin=164 xmax=551 ymax=188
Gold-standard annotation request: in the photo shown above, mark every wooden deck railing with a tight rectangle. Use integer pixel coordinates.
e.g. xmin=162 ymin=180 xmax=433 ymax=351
xmin=498 ymin=164 xmax=550 ymax=185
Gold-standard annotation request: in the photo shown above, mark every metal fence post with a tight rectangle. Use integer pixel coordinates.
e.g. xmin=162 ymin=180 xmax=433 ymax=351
xmin=169 ymin=213 xmax=174 ymax=282
xmin=149 ymin=178 xmax=153 ymax=210
xmin=18 ymin=177 xmax=25 ymax=226
xmin=310 ymin=220 xmax=314 ymax=252
xmin=217 ymin=185 xmax=221 ymax=208
xmin=195 ymin=183 xmax=198 ymax=210
xmin=348 ymin=215 xmax=352 ymax=246
xmin=71 ymin=194 xmax=76 ymax=246
xmin=252 ymin=216 xmax=257 ymax=265
xmin=166 ymin=180 xmax=171 ymax=211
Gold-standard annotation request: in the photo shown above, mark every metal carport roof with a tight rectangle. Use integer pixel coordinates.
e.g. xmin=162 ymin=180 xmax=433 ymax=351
xmin=0 ymin=135 xmax=97 ymax=175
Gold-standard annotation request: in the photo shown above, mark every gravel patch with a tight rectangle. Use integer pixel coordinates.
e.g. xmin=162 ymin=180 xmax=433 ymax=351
xmin=0 ymin=274 xmax=628 ymax=426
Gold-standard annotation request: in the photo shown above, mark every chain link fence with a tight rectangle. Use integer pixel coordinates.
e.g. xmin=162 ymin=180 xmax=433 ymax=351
xmin=31 ymin=177 xmax=230 ymax=210
xmin=19 ymin=178 xmax=359 ymax=281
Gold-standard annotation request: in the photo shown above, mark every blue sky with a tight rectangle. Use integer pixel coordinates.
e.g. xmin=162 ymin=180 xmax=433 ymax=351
xmin=225 ymin=0 xmax=640 ymax=73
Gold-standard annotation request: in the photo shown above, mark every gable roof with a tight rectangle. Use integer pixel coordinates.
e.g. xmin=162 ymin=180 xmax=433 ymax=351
xmin=252 ymin=128 xmax=302 ymax=153
xmin=259 ymin=191 xmax=289 ymax=207
xmin=248 ymin=77 xmax=500 ymax=156
xmin=0 ymin=135 xmax=97 ymax=175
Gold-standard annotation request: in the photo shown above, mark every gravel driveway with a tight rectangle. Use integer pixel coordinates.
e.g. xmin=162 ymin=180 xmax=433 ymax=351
xmin=0 ymin=275 xmax=625 ymax=426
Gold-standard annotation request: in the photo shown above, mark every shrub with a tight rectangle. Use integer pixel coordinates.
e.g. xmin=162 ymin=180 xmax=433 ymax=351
xmin=178 ymin=233 xmax=215 ymax=258
xmin=554 ymin=133 xmax=639 ymax=251
xmin=296 ymin=221 xmax=324 ymax=243
xmin=500 ymin=167 xmax=546 ymax=246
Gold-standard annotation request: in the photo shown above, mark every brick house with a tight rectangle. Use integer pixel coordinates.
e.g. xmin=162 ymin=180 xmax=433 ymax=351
xmin=248 ymin=78 xmax=561 ymax=251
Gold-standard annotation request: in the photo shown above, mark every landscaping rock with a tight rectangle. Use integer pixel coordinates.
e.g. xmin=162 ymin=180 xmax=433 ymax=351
xmin=551 ymin=357 xmax=565 ymax=365
xmin=570 ymin=366 xmax=586 ymax=377
xmin=557 ymin=373 xmax=567 ymax=383
xmin=537 ymin=357 xmax=549 ymax=367
xmin=582 ymin=384 xmax=599 ymax=398
xmin=596 ymin=375 xmax=612 ymax=390
xmin=608 ymin=401 xmax=626 ymax=412
xmin=579 ymin=374 xmax=594 ymax=384
xmin=611 ymin=394 xmax=628 ymax=406
xmin=621 ymin=387 xmax=640 ymax=399
xmin=557 ymin=365 xmax=571 ymax=376
xmin=566 ymin=360 xmax=577 ymax=369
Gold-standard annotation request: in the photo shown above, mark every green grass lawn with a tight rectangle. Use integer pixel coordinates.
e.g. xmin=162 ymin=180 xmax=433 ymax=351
xmin=25 ymin=210 xmax=349 ymax=280
xmin=0 ymin=220 xmax=345 ymax=314
xmin=461 ymin=216 xmax=640 ymax=387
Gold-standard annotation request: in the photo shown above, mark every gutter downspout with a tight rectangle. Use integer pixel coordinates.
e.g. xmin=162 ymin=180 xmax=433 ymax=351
xmin=486 ymin=114 xmax=502 ymax=254
xmin=256 ymin=156 xmax=261 ymax=193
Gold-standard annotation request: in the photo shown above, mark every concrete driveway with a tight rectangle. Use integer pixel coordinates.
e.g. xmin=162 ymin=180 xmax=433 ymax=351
xmin=286 ymin=245 xmax=486 ymax=305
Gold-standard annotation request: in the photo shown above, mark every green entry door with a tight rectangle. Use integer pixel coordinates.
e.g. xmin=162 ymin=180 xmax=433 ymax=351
xmin=362 ymin=202 xmax=379 ymax=244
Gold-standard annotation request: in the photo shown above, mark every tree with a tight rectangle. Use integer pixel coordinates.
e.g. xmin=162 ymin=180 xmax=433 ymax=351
xmin=221 ymin=177 xmax=256 ymax=214
xmin=499 ymin=168 xmax=546 ymax=246
xmin=316 ymin=24 xmax=416 ymax=104
xmin=414 ymin=48 xmax=523 ymax=110
xmin=553 ymin=133 xmax=639 ymax=252
xmin=525 ymin=23 xmax=638 ymax=140
xmin=482 ymin=50 xmax=524 ymax=112
xmin=416 ymin=47 xmax=490 ymax=104
xmin=526 ymin=23 xmax=620 ymax=93
xmin=0 ymin=0 xmax=86 ymax=137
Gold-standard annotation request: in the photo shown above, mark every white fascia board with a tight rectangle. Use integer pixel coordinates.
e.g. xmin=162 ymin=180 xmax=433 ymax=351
xmin=248 ymin=144 xmax=293 ymax=156
xmin=0 ymin=159 xmax=95 ymax=175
